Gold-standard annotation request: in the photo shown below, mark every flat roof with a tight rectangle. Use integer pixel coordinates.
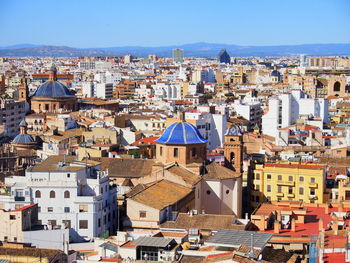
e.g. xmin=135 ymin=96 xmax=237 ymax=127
xmin=205 ymin=230 xmax=273 ymax=250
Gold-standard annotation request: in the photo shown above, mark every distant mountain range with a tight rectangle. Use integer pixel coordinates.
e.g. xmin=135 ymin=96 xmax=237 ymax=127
xmin=0 ymin=42 xmax=350 ymax=57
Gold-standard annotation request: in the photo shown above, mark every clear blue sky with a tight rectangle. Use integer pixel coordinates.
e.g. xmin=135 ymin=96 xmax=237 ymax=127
xmin=0 ymin=0 xmax=349 ymax=48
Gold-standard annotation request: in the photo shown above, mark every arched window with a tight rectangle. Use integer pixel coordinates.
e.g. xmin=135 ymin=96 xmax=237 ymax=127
xmin=49 ymin=190 xmax=56 ymax=198
xmin=64 ymin=191 xmax=70 ymax=198
xmin=334 ymin=81 xmax=341 ymax=92
xmin=192 ymin=147 xmax=197 ymax=157
xmin=230 ymin=152 xmax=235 ymax=164
xmin=35 ymin=190 xmax=41 ymax=198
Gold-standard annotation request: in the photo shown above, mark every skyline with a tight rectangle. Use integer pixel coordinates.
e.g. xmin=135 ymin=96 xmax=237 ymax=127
xmin=0 ymin=0 xmax=349 ymax=48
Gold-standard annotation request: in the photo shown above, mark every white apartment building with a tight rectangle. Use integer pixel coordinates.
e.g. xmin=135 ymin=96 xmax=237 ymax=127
xmin=233 ymin=97 xmax=263 ymax=131
xmin=0 ymin=98 xmax=26 ymax=137
xmin=82 ymin=81 xmax=113 ymax=99
xmin=152 ymin=83 xmax=181 ymax=99
xmin=0 ymin=156 xmax=117 ymax=240
xmin=135 ymin=84 xmax=154 ymax=98
xmin=185 ymin=110 xmax=227 ymax=151
xmin=262 ymin=90 xmax=328 ymax=137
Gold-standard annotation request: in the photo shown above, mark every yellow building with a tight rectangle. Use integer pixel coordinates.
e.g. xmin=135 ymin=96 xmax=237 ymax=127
xmin=251 ymin=163 xmax=326 ymax=208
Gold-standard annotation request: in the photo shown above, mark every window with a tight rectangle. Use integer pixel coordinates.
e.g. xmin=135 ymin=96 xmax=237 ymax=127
xmin=299 ymin=176 xmax=304 ymax=182
xmin=173 ymin=148 xmax=178 ymax=157
xmin=79 ymin=205 xmax=88 ymax=212
xmin=206 ymin=190 xmax=211 ymax=195
xmin=267 ymin=174 xmax=271 ymax=180
xmin=64 ymin=191 xmax=70 ymax=198
xmin=310 ymin=188 xmax=315 ymax=195
xmin=289 ymin=176 xmax=293 ymax=182
xmin=48 ymin=220 xmax=57 ymax=226
xmin=64 ymin=207 xmax=70 ymax=213
xmin=310 ymin=177 xmax=315 ymax=183
xmin=278 ymin=175 xmax=282 ymax=181
xmin=256 ymin=196 xmax=260 ymax=202
xmin=10 ymin=215 xmax=16 ymax=220
xmin=48 ymin=207 xmax=53 ymax=212
xmin=62 ymin=220 xmax=71 ymax=228
xmin=299 ymin=187 xmax=304 ymax=195
xmin=288 ymin=186 xmax=293 ymax=194
xmin=255 ymin=173 xmax=260 ymax=180
xmin=14 ymin=237 xmax=17 ymax=242
xmin=192 ymin=148 xmax=197 ymax=157
xmin=49 ymin=190 xmax=55 ymax=198
xmin=4 ymin=236 xmax=8 ymax=242
xmin=67 ymin=173 xmax=70 ymax=178
xmin=226 ymin=190 xmax=230 ymax=194
xmin=35 ymin=190 xmax=41 ymax=198
xmin=334 ymin=81 xmax=341 ymax=92
xmin=277 ymin=185 xmax=282 ymax=193
xmin=98 ymin=218 xmax=101 ymax=227
xmin=267 ymin=185 xmax=271 ymax=192
xmin=160 ymin=146 xmax=163 ymax=156
xmin=79 ymin=220 xmax=88 ymax=229
xmin=255 ymin=185 xmax=260 ymax=191
xmin=139 ymin=210 xmax=147 ymax=218
xmin=101 ymin=187 xmax=103 ymax=194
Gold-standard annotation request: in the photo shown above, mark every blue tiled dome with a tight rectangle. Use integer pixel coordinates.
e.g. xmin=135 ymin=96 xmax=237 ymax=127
xmin=66 ymin=120 xmax=80 ymax=130
xmin=155 ymin=122 xmax=207 ymax=145
xmin=33 ymin=81 xmax=73 ymax=98
xmin=225 ymin=125 xmax=243 ymax=136
xmin=13 ymin=134 xmax=34 ymax=143
xmin=19 ymin=119 xmax=28 ymax=127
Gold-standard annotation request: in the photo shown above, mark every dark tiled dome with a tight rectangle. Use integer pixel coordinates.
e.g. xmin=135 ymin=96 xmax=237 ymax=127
xmin=33 ymin=81 xmax=73 ymax=98
xmin=155 ymin=122 xmax=207 ymax=145
xmin=13 ymin=134 xmax=34 ymax=143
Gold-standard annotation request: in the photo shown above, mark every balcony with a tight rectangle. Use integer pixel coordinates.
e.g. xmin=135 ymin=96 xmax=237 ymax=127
xmin=276 ymin=192 xmax=284 ymax=197
xmin=14 ymin=196 xmax=25 ymax=201
xmin=309 ymin=182 xmax=318 ymax=188
xmin=309 ymin=195 xmax=317 ymax=200
xmin=277 ymin=181 xmax=295 ymax=186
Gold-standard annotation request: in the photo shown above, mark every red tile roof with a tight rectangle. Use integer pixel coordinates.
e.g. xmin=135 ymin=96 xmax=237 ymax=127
xmin=131 ymin=136 xmax=159 ymax=146
xmin=260 ymin=205 xmax=349 ymax=237
xmin=11 ymin=203 xmax=37 ymax=212
xmin=323 ymin=252 xmax=346 ymax=263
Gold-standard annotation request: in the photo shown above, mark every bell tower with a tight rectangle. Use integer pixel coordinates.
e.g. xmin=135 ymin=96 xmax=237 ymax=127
xmin=18 ymin=76 xmax=29 ymax=103
xmin=224 ymin=126 xmax=243 ymax=173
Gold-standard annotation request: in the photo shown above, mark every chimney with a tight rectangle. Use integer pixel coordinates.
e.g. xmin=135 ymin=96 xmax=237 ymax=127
xmin=274 ymin=220 xmax=280 ymax=234
xmin=339 ymin=203 xmax=344 ymax=212
xmin=276 ymin=210 xmax=282 ymax=222
xmin=260 ymin=215 xmax=265 ymax=230
xmin=333 ymin=220 xmax=339 ymax=235
xmin=291 ymin=218 xmax=296 ymax=232
xmin=319 ymin=218 xmax=324 ymax=232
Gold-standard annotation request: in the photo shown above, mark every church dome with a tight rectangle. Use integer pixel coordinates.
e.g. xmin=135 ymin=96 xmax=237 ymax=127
xmin=155 ymin=122 xmax=207 ymax=145
xmin=12 ymin=134 xmax=34 ymax=143
xmin=225 ymin=125 xmax=244 ymax=136
xmin=33 ymin=81 xmax=73 ymax=98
